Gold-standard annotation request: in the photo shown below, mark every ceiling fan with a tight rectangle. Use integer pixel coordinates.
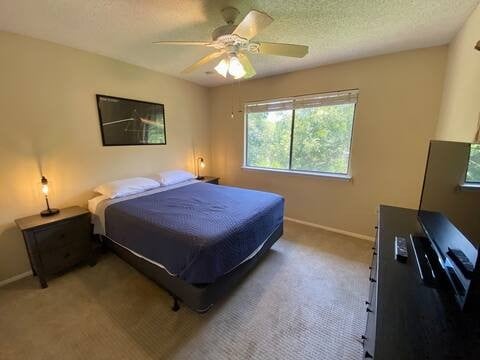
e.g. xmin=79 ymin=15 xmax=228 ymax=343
xmin=153 ymin=7 xmax=309 ymax=80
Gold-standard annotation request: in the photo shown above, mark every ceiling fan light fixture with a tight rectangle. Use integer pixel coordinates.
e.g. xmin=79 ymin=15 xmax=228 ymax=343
xmin=214 ymin=58 xmax=229 ymax=77
xmin=228 ymin=56 xmax=246 ymax=79
xmin=154 ymin=7 xmax=309 ymax=81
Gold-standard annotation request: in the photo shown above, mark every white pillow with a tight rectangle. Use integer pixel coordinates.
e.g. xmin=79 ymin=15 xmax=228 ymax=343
xmin=94 ymin=177 xmax=160 ymax=199
xmin=155 ymin=170 xmax=195 ymax=186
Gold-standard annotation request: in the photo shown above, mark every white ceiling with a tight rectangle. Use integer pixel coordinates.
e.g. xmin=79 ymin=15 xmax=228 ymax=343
xmin=0 ymin=0 xmax=478 ymax=87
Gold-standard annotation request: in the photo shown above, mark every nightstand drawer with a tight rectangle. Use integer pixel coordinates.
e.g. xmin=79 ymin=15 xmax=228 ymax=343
xmin=33 ymin=215 xmax=90 ymax=252
xmin=40 ymin=241 xmax=90 ymax=275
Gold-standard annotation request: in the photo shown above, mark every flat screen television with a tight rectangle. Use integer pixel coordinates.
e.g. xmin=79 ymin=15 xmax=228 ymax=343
xmin=418 ymin=140 xmax=480 ymax=311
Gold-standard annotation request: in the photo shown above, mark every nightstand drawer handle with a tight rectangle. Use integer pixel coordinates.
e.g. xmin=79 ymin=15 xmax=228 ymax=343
xmin=64 ymin=252 xmax=71 ymax=258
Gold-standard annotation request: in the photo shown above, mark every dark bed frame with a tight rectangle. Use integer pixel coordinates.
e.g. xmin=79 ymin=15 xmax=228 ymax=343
xmin=102 ymin=222 xmax=283 ymax=313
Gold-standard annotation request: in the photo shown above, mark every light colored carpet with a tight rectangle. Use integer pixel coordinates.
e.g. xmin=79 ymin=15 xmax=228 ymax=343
xmin=0 ymin=221 xmax=371 ymax=360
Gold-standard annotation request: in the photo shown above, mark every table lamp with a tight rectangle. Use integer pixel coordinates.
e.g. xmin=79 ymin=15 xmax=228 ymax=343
xmin=196 ymin=157 xmax=206 ymax=180
xmin=40 ymin=176 xmax=60 ymax=217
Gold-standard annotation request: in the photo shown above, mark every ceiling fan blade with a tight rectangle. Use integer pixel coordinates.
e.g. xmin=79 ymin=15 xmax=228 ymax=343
xmin=181 ymin=52 xmax=224 ymax=74
xmin=233 ymin=10 xmax=273 ymax=40
xmin=152 ymin=40 xmax=211 ymax=46
xmin=238 ymin=53 xmax=256 ymax=79
xmin=257 ymin=42 xmax=309 ymax=58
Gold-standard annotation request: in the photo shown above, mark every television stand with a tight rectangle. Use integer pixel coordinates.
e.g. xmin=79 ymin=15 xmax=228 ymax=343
xmin=362 ymin=205 xmax=480 ymax=359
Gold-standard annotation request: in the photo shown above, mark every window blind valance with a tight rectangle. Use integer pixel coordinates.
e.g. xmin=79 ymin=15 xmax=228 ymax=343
xmin=245 ymin=99 xmax=294 ymax=113
xmin=246 ymin=89 xmax=359 ymax=113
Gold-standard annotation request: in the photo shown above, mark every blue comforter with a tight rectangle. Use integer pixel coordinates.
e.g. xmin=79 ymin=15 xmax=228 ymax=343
xmin=105 ymin=182 xmax=284 ymax=284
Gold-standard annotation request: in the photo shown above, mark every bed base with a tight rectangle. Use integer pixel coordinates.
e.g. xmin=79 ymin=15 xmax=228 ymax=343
xmin=172 ymin=296 xmax=180 ymax=312
xmin=102 ymin=222 xmax=283 ymax=313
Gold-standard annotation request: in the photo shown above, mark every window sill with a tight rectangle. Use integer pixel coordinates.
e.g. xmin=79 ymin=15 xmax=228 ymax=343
xmin=458 ymin=183 xmax=480 ymax=191
xmin=241 ymin=166 xmax=352 ymax=181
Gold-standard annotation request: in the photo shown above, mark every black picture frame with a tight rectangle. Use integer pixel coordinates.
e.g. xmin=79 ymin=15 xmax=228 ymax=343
xmin=96 ymin=94 xmax=167 ymax=146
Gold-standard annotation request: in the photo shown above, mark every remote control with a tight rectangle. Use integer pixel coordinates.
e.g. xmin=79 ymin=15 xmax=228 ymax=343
xmin=395 ymin=236 xmax=408 ymax=262
xmin=448 ymin=248 xmax=474 ymax=278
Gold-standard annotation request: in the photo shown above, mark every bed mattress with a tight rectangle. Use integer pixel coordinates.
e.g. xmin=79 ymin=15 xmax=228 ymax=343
xmin=100 ymin=182 xmax=284 ymax=284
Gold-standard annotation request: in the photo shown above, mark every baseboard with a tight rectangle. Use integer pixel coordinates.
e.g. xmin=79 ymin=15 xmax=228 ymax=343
xmin=284 ymin=216 xmax=375 ymax=242
xmin=0 ymin=271 xmax=33 ymax=287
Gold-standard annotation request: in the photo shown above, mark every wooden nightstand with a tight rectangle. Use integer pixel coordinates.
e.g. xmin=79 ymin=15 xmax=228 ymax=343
xmin=15 ymin=206 xmax=96 ymax=288
xmin=199 ymin=176 xmax=220 ymax=184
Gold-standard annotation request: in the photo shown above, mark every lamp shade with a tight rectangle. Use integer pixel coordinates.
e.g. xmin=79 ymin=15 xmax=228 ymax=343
xmin=228 ymin=56 xmax=246 ymax=79
xmin=196 ymin=157 xmax=205 ymax=179
xmin=214 ymin=55 xmax=246 ymax=79
xmin=214 ymin=59 xmax=229 ymax=78
xmin=40 ymin=176 xmax=59 ymax=217
xmin=41 ymin=176 xmax=49 ymax=195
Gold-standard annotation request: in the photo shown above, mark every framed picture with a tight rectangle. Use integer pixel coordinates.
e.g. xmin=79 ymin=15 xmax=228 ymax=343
xmin=96 ymin=94 xmax=166 ymax=146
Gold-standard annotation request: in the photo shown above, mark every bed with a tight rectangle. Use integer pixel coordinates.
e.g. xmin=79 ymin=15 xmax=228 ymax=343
xmin=89 ymin=179 xmax=284 ymax=312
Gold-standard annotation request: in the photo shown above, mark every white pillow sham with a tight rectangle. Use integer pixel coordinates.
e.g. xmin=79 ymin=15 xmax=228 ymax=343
xmin=94 ymin=177 xmax=160 ymax=199
xmin=154 ymin=170 xmax=195 ymax=186
xmin=87 ymin=194 xmax=109 ymax=214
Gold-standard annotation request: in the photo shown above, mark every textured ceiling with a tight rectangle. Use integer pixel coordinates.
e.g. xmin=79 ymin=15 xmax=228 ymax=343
xmin=0 ymin=0 xmax=478 ymax=87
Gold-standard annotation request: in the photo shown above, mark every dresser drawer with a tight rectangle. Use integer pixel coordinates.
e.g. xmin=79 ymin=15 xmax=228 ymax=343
xmin=39 ymin=240 xmax=90 ymax=275
xmin=363 ymin=226 xmax=379 ymax=358
xmin=33 ymin=215 xmax=90 ymax=252
xmin=367 ymin=246 xmax=378 ymax=304
xmin=364 ymin=303 xmax=376 ymax=358
xmin=364 ymin=272 xmax=377 ymax=358
xmin=369 ymin=228 xmax=379 ymax=276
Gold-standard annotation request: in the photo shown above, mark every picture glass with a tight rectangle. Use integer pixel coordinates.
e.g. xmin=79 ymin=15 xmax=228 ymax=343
xmin=96 ymin=95 xmax=166 ymax=145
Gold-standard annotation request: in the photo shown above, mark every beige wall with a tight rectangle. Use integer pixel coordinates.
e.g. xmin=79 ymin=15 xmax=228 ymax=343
xmin=0 ymin=33 xmax=451 ymax=282
xmin=209 ymin=47 xmax=447 ymax=238
xmin=436 ymin=5 xmax=480 ymax=141
xmin=0 ymin=32 xmax=210 ymax=281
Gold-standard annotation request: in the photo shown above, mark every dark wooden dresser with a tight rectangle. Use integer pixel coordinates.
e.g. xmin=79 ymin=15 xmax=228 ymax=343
xmin=15 ymin=206 xmax=96 ymax=288
xmin=363 ymin=205 xmax=480 ymax=359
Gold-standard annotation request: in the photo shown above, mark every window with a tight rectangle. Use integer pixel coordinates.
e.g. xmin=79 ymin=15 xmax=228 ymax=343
xmin=466 ymin=144 xmax=480 ymax=183
xmin=244 ymin=90 xmax=358 ymax=177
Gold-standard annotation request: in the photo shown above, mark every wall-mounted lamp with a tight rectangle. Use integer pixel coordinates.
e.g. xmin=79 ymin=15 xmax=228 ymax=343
xmin=475 ymin=40 xmax=480 ymax=51
xmin=40 ymin=176 xmax=59 ymax=217
xmin=196 ymin=157 xmax=206 ymax=180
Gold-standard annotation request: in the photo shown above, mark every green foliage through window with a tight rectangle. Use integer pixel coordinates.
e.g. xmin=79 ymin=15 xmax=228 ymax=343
xmin=245 ymin=92 xmax=357 ymax=175
xmin=247 ymin=110 xmax=292 ymax=170
xmin=466 ymin=144 xmax=480 ymax=183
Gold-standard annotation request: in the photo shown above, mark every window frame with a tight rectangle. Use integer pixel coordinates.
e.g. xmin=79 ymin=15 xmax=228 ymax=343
xmin=243 ymin=89 xmax=358 ymax=180
xmin=460 ymin=143 xmax=480 ymax=190
xmin=464 ymin=143 xmax=480 ymax=185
